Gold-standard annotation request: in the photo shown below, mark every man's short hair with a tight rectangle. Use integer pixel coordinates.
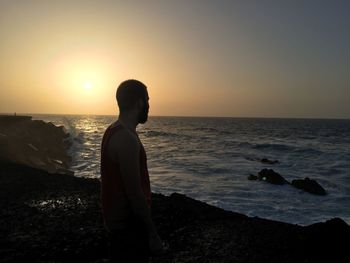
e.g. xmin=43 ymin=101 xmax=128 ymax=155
xmin=116 ymin=79 xmax=147 ymax=112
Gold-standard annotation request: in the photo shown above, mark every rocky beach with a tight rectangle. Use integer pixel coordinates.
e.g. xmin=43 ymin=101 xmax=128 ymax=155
xmin=1 ymin=116 xmax=350 ymax=262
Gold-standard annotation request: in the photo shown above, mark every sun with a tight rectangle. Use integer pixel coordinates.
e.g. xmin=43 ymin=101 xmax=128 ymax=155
xmin=83 ymin=82 xmax=93 ymax=91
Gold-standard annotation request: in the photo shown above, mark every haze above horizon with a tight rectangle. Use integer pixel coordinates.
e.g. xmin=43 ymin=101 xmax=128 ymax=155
xmin=1 ymin=0 xmax=349 ymax=119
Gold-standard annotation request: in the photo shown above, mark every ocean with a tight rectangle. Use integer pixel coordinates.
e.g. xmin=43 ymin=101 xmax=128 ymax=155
xmin=32 ymin=114 xmax=350 ymax=226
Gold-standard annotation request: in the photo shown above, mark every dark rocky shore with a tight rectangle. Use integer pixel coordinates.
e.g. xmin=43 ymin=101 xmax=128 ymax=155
xmin=1 ymin=160 xmax=350 ymax=263
xmin=0 ymin=115 xmax=71 ymax=174
xmin=1 ymin=116 xmax=349 ymax=262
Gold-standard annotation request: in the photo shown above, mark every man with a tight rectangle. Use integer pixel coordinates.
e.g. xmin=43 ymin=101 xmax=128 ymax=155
xmin=100 ymin=79 xmax=163 ymax=262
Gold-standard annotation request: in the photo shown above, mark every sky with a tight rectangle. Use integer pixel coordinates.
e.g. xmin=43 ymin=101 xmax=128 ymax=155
xmin=0 ymin=0 xmax=349 ymax=118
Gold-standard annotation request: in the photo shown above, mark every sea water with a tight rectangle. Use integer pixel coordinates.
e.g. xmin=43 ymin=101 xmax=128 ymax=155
xmin=33 ymin=115 xmax=350 ymax=226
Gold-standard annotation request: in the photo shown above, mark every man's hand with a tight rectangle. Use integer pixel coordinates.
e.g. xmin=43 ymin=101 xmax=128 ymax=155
xmin=149 ymin=232 xmax=164 ymax=255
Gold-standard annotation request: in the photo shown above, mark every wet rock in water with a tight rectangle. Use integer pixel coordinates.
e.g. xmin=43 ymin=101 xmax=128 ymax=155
xmin=245 ymin=157 xmax=279 ymax=164
xmin=291 ymin=178 xmax=327 ymax=196
xmin=248 ymin=174 xmax=258 ymax=180
xmin=261 ymin=158 xmax=279 ymax=164
xmin=258 ymin=169 xmax=289 ymax=185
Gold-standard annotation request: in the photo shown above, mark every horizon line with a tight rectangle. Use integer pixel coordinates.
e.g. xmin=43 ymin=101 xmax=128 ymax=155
xmin=0 ymin=112 xmax=349 ymax=121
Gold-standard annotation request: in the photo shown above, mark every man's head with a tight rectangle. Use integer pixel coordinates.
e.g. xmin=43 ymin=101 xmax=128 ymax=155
xmin=116 ymin=79 xmax=149 ymax=124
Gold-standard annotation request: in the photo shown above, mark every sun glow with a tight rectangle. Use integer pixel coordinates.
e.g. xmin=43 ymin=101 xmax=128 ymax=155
xmin=83 ymin=82 xmax=93 ymax=91
xmin=45 ymin=50 xmax=122 ymax=114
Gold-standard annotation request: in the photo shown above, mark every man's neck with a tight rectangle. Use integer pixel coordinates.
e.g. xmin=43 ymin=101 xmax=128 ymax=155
xmin=118 ymin=113 xmax=138 ymax=132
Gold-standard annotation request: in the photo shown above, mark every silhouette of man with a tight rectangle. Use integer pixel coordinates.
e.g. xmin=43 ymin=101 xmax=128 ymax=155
xmin=100 ymin=79 xmax=163 ymax=262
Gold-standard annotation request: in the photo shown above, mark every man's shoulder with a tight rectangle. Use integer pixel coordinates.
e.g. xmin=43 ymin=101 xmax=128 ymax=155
xmin=109 ymin=128 xmax=139 ymax=151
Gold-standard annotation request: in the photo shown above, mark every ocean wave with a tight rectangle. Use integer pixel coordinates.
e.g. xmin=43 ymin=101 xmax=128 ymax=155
xmin=36 ymin=115 xmax=350 ymax=225
xmin=193 ymin=127 xmax=219 ymax=133
xmin=238 ymin=142 xmax=254 ymax=148
xmin=253 ymin=143 xmax=294 ymax=152
xmin=292 ymin=147 xmax=323 ymax=155
xmin=143 ymin=130 xmax=179 ymax=138
xmin=143 ymin=130 xmax=195 ymax=140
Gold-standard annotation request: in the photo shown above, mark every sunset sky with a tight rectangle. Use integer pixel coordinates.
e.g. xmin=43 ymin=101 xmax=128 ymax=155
xmin=1 ymin=0 xmax=349 ymax=118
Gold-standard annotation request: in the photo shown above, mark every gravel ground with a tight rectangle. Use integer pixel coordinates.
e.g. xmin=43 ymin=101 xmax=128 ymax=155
xmin=1 ymin=161 xmax=349 ymax=263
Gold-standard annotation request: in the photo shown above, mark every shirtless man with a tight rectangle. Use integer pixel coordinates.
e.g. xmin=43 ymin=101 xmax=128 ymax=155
xmin=100 ymin=79 xmax=163 ymax=262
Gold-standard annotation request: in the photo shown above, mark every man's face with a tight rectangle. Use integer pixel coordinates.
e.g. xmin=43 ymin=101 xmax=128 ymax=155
xmin=138 ymin=93 xmax=149 ymax=124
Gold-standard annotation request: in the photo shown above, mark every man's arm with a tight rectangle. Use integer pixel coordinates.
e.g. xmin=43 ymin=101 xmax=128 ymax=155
xmin=108 ymin=129 xmax=163 ymax=252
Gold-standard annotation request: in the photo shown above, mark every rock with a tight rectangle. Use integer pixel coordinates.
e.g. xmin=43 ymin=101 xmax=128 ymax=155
xmin=258 ymin=169 xmax=289 ymax=185
xmin=0 ymin=115 xmax=72 ymax=174
xmin=245 ymin=157 xmax=279 ymax=164
xmin=301 ymin=218 xmax=350 ymax=262
xmin=291 ymin=178 xmax=327 ymax=195
xmin=248 ymin=174 xmax=258 ymax=180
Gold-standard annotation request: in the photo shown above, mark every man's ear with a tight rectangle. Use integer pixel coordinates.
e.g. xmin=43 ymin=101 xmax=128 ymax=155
xmin=137 ymin=98 xmax=144 ymax=109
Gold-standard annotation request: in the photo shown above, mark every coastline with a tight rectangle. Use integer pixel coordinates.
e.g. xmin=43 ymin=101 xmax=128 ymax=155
xmin=1 ymin=160 xmax=349 ymax=263
xmin=1 ymin=115 xmax=349 ymax=262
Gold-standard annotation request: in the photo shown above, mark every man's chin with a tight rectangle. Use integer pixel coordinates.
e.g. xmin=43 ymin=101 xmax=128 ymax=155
xmin=139 ymin=115 xmax=148 ymax=124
